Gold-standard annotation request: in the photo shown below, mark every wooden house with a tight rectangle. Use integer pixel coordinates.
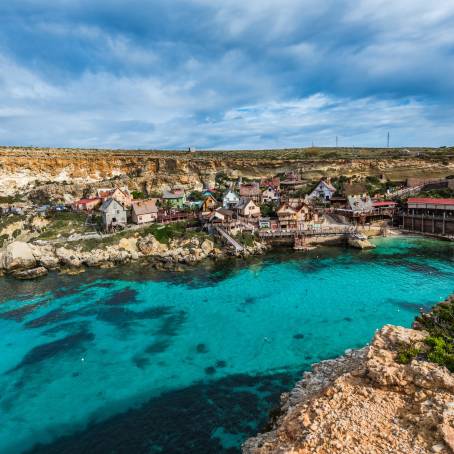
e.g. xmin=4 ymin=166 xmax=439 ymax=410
xmin=163 ymin=189 xmax=186 ymax=208
xmin=223 ymin=189 xmax=240 ymax=209
xmin=210 ymin=207 xmax=234 ymax=223
xmin=131 ymin=199 xmax=159 ymax=224
xmin=239 ymin=182 xmax=261 ymax=202
xmin=97 ymin=188 xmax=132 ymax=208
xmin=308 ymin=179 xmax=336 ymax=201
xmin=201 ymin=194 xmax=218 ymax=213
xmin=100 ymin=198 xmax=127 ymax=230
xmin=261 ymin=187 xmax=280 ymax=205
xmin=235 ymin=199 xmax=260 ymax=218
xmin=277 ymin=203 xmax=310 ymax=230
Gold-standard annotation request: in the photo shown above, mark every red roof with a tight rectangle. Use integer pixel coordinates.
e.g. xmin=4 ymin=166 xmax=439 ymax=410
xmin=407 ymin=198 xmax=454 ymax=206
xmin=373 ymin=201 xmax=397 ymax=207
xmin=77 ymin=198 xmax=101 ymax=205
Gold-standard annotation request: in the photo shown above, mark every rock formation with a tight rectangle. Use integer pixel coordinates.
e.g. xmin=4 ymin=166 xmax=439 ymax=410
xmin=244 ymin=324 xmax=454 ymax=454
xmin=1 ymin=147 xmax=453 ymax=199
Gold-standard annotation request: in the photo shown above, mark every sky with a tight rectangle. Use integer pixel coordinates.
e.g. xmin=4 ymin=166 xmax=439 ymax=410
xmin=1 ymin=0 xmax=454 ymax=150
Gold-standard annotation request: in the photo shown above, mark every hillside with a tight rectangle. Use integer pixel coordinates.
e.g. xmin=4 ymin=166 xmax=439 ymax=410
xmin=1 ymin=146 xmax=453 ymax=199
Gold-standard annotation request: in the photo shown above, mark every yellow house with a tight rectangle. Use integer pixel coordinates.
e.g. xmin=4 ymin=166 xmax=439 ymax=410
xmin=201 ymin=195 xmax=218 ymax=212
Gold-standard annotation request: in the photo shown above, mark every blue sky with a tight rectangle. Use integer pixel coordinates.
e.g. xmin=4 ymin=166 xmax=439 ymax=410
xmin=1 ymin=0 xmax=454 ymax=149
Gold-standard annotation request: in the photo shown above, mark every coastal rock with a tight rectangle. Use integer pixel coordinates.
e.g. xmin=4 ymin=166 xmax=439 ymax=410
xmin=55 ymin=247 xmax=83 ymax=267
xmin=118 ymin=237 xmax=138 ymax=253
xmin=200 ymin=239 xmax=214 ymax=255
xmin=2 ymin=241 xmax=37 ymax=271
xmin=348 ymin=237 xmax=375 ymax=249
xmin=12 ymin=266 xmax=48 ymax=280
xmin=30 ymin=244 xmax=60 ymax=269
xmin=137 ymin=235 xmax=169 ymax=255
xmin=243 ymin=325 xmax=454 ymax=454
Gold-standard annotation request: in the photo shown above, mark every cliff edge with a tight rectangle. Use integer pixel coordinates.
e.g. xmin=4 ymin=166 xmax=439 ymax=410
xmin=244 ymin=303 xmax=454 ymax=454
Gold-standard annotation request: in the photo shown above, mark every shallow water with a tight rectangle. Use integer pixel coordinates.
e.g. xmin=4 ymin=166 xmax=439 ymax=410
xmin=0 ymin=237 xmax=453 ymax=453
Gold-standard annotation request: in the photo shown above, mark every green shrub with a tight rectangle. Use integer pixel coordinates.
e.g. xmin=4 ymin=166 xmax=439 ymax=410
xmin=396 ymin=345 xmax=420 ymax=364
xmin=409 ymin=297 xmax=454 ymax=372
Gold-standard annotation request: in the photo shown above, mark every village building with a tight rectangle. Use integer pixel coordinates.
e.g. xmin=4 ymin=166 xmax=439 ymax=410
xmin=201 ymin=194 xmax=218 ymax=213
xmin=210 ymin=207 xmax=234 ymax=224
xmin=259 ymin=217 xmax=271 ymax=229
xmin=235 ymin=198 xmax=261 ymax=218
xmin=308 ymin=179 xmax=336 ymax=201
xmin=347 ymin=194 xmax=373 ymax=213
xmin=223 ymin=189 xmax=240 ymax=209
xmin=131 ymin=199 xmax=159 ymax=224
xmin=100 ymin=198 xmax=128 ymax=230
xmin=260 ymin=177 xmax=281 ymax=191
xmin=72 ymin=197 xmax=102 ymax=211
xmin=162 ymin=189 xmax=186 ymax=208
xmin=276 ymin=203 xmax=310 ymax=230
xmin=261 ymin=187 xmax=280 ymax=205
xmin=401 ymin=198 xmax=454 ymax=236
xmin=280 ymin=171 xmax=305 ymax=190
xmin=97 ymin=188 xmax=132 ymax=208
xmin=239 ymin=182 xmax=261 ymax=202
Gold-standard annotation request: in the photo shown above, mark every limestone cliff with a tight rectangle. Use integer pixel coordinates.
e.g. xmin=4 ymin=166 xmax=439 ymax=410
xmin=1 ymin=146 xmax=453 ymax=198
xmin=244 ymin=318 xmax=454 ymax=453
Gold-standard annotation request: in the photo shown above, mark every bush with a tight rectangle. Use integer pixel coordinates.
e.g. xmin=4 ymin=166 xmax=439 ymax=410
xmin=235 ymin=232 xmax=255 ymax=247
xmin=131 ymin=191 xmax=145 ymax=199
xmin=410 ymin=296 xmax=454 ymax=372
xmin=396 ymin=345 xmax=420 ymax=364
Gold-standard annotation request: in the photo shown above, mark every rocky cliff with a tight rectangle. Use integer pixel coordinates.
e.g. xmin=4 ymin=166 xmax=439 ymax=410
xmin=244 ymin=307 xmax=454 ymax=454
xmin=1 ymin=146 xmax=453 ymax=198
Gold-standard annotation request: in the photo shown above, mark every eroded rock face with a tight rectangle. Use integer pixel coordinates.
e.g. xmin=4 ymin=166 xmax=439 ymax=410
xmin=243 ymin=325 xmax=454 ymax=454
xmin=2 ymin=241 xmax=36 ymax=271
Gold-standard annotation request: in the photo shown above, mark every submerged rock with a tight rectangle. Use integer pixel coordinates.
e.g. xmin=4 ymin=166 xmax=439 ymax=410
xmin=12 ymin=266 xmax=48 ymax=280
xmin=348 ymin=237 xmax=376 ymax=249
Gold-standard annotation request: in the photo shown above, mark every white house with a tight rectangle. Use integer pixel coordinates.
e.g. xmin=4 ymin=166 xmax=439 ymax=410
xmin=261 ymin=187 xmax=280 ymax=204
xmin=223 ymin=189 xmax=240 ymax=209
xmin=308 ymin=179 xmax=336 ymax=201
xmin=235 ymin=198 xmax=261 ymax=218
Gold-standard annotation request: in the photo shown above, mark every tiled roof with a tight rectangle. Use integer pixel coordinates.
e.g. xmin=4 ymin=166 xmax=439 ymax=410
xmin=407 ymin=198 xmax=454 ymax=205
xmin=132 ymin=199 xmax=158 ymax=215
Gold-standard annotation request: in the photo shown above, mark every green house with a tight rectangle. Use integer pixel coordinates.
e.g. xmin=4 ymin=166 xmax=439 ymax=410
xmin=162 ymin=189 xmax=186 ymax=208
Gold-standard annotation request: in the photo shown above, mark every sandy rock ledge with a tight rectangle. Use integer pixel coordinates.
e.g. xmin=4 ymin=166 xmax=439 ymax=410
xmin=243 ymin=325 xmax=454 ymax=454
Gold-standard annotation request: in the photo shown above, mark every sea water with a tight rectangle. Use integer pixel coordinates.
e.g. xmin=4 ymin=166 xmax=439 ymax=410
xmin=0 ymin=237 xmax=453 ymax=453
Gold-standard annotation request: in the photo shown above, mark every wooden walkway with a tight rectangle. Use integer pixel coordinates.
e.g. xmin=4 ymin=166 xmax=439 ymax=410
xmin=214 ymin=226 xmax=244 ymax=252
xmin=258 ymin=225 xmax=357 ymax=239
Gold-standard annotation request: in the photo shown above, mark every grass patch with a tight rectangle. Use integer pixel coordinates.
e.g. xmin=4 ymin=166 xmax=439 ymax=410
xmin=235 ymin=232 xmax=255 ymax=247
xmin=37 ymin=211 xmax=92 ymax=240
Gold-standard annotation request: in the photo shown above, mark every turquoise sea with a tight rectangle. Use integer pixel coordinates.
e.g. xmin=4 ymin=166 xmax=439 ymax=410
xmin=0 ymin=237 xmax=453 ymax=453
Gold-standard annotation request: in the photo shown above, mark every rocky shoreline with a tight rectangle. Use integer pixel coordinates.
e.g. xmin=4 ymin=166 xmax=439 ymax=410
xmin=243 ymin=297 xmax=454 ymax=454
xmin=0 ymin=235 xmax=269 ymax=279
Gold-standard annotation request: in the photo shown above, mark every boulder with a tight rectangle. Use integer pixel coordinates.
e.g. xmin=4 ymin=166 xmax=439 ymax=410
xmin=200 ymin=239 xmax=214 ymax=255
xmin=12 ymin=266 xmax=48 ymax=280
xmin=2 ymin=241 xmax=37 ymax=271
xmin=348 ymin=238 xmax=376 ymax=249
xmin=137 ymin=235 xmax=169 ymax=255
